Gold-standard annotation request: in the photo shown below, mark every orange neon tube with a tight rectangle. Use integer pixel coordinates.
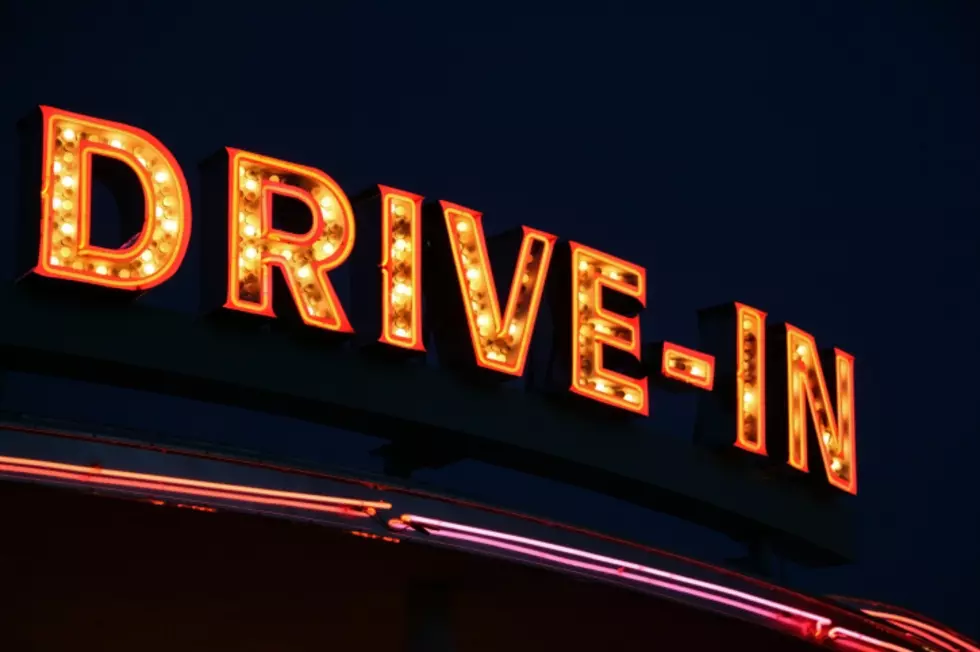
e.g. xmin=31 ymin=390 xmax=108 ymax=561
xmin=0 ymin=455 xmax=390 ymax=515
xmin=863 ymin=610 xmax=978 ymax=652
xmin=828 ymin=627 xmax=914 ymax=652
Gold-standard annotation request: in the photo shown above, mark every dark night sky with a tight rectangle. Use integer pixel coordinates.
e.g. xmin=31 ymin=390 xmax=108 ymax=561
xmin=1 ymin=0 xmax=978 ymax=638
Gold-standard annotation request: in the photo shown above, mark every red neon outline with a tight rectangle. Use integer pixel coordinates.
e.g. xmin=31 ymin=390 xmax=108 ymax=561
xmin=832 ymin=596 xmax=980 ymax=650
xmin=828 ymin=627 xmax=914 ymax=652
xmin=785 ymin=324 xmax=857 ymax=494
xmin=660 ymin=342 xmax=716 ymax=391
xmin=440 ymin=201 xmax=556 ymax=376
xmin=35 ymin=106 xmax=192 ymax=290
xmin=877 ymin=622 xmax=960 ymax=652
xmin=863 ymin=610 xmax=979 ymax=652
xmin=379 ymin=186 xmax=425 ymax=351
xmin=224 ymin=148 xmax=355 ymax=332
xmin=0 ymin=455 xmax=389 ymax=516
xmin=569 ymin=242 xmax=649 ymax=415
xmin=400 ymin=514 xmax=831 ymax=634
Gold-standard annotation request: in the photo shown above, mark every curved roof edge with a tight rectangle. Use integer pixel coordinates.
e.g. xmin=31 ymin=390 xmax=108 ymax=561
xmin=0 ymin=419 xmax=948 ymax=651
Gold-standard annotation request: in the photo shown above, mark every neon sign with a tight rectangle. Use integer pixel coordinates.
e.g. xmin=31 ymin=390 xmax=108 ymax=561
xmin=18 ymin=105 xmax=858 ymax=494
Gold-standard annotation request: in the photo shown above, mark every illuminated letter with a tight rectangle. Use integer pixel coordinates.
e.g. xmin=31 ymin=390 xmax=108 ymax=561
xmin=225 ymin=149 xmax=355 ymax=332
xmin=440 ymin=202 xmax=556 ymax=376
xmin=660 ymin=342 xmax=715 ymax=391
xmin=34 ymin=106 xmax=191 ymax=290
xmin=380 ymin=186 xmax=424 ymax=350
xmin=783 ymin=325 xmax=857 ymax=494
xmin=736 ymin=304 xmax=767 ymax=454
xmin=570 ymin=243 xmax=647 ymax=415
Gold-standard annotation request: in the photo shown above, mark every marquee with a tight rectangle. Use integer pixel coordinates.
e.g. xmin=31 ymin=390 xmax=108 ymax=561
xmin=1 ymin=105 xmax=861 ymax=564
